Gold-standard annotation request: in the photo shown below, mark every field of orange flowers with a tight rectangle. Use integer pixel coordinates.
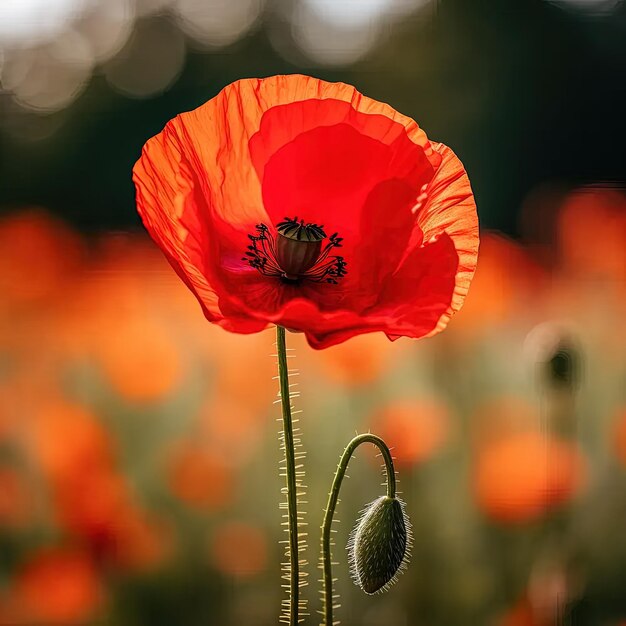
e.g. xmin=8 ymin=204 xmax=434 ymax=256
xmin=0 ymin=185 xmax=625 ymax=625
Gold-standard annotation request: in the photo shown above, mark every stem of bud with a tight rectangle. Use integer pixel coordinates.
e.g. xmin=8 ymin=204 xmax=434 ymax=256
xmin=319 ymin=434 xmax=397 ymax=626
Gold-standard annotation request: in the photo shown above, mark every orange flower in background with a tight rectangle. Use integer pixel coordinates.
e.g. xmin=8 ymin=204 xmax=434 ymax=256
xmin=25 ymin=399 xmax=168 ymax=570
xmin=196 ymin=397 xmax=267 ymax=466
xmin=210 ymin=521 xmax=269 ymax=579
xmin=453 ymin=233 xmax=545 ymax=335
xmin=369 ymin=399 xmax=451 ymax=466
xmin=53 ymin=469 xmax=126 ymax=556
xmin=167 ymin=440 xmax=235 ymax=510
xmin=55 ymin=470 xmax=172 ymax=571
xmin=108 ymin=508 xmax=173 ymax=572
xmin=0 ymin=467 xmax=32 ymax=528
xmin=0 ymin=209 xmax=84 ymax=308
xmin=307 ymin=331 xmax=406 ymax=386
xmin=0 ymin=383 xmax=21 ymax=443
xmin=133 ymin=74 xmax=478 ymax=348
xmin=95 ymin=315 xmax=183 ymax=403
xmin=473 ymin=430 xmax=586 ymax=524
xmin=0 ymin=210 xmax=85 ymax=376
xmin=498 ymin=596 xmax=539 ymax=626
xmin=203 ymin=326 xmax=276 ymax=414
xmin=557 ymin=186 xmax=626 ymax=282
xmin=50 ymin=238 xmax=186 ymax=404
xmin=27 ymin=401 xmax=114 ymax=483
xmin=8 ymin=547 xmax=103 ymax=624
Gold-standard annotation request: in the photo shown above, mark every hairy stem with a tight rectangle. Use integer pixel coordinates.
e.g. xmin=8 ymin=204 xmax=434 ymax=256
xmin=320 ymin=434 xmax=396 ymax=626
xmin=277 ymin=325 xmax=302 ymax=625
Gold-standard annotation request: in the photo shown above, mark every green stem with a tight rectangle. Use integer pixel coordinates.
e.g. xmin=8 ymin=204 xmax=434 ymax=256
xmin=320 ymin=434 xmax=396 ymax=626
xmin=276 ymin=325 xmax=301 ymax=625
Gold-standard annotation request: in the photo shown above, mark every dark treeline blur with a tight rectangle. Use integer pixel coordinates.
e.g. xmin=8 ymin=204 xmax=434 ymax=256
xmin=0 ymin=0 xmax=625 ymax=235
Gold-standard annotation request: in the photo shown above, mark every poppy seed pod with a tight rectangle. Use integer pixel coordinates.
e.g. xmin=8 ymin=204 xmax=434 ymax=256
xmin=347 ymin=496 xmax=411 ymax=594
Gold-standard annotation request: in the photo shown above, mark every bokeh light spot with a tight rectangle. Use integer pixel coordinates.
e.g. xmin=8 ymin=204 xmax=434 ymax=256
xmin=3 ymin=30 xmax=93 ymax=112
xmin=210 ymin=521 xmax=268 ymax=578
xmin=0 ymin=0 xmax=91 ymax=48
xmin=174 ymin=0 xmax=264 ymax=48
xmin=104 ymin=16 xmax=185 ymax=98
xmin=10 ymin=547 xmax=103 ymax=624
xmin=75 ymin=0 xmax=135 ymax=63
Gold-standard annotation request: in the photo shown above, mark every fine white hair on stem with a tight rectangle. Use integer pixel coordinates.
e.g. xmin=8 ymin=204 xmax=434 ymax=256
xmin=274 ymin=340 xmax=309 ymax=625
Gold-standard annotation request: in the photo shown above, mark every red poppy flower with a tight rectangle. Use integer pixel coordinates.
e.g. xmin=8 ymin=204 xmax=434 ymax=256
xmin=133 ymin=75 xmax=478 ymax=349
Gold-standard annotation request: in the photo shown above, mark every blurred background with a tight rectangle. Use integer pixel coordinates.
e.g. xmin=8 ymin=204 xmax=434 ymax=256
xmin=0 ymin=0 xmax=625 ymax=625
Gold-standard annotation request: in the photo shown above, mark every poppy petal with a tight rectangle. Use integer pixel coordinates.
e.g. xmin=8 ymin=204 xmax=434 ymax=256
xmin=413 ymin=142 xmax=479 ymax=335
xmin=133 ymin=126 xmax=266 ymax=334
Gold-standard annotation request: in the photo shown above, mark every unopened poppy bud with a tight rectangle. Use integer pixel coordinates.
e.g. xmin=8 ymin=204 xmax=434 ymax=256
xmin=347 ymin=495 xmax=411 ymax=594
xmin=276 ymin=217 xmax=325 ymax=280
xmin=525 ymin=323 xmax=581 ymax=391
xmin=545 ymin=340 xmax=579 ymax=389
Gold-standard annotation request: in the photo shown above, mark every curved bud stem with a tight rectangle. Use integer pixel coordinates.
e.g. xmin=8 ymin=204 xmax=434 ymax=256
xmin=320 ymin=434 xmax=397 ymax=626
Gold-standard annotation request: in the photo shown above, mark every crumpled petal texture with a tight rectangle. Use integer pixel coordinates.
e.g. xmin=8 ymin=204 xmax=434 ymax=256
xmin=133 ymin=74 xmax=478 ymax=349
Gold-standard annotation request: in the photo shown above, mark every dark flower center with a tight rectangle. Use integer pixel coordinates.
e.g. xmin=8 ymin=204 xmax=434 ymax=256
xmin=243 ymin=216 xmax=347 ymax=284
